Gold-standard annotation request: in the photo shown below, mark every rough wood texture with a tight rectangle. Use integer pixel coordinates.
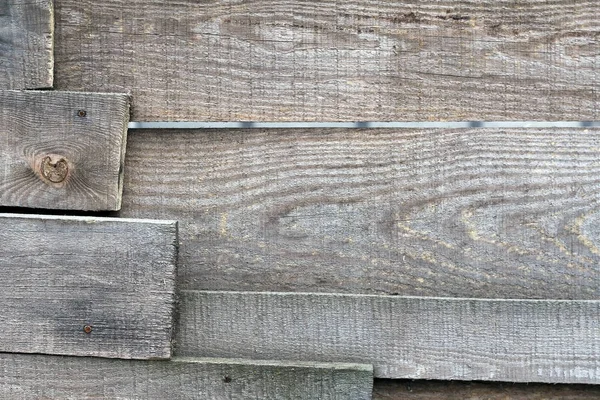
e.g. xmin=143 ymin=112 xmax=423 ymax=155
xmin=374 ymin=379 xmax=600 ymax=399
xmin=121 ymin=128 xmax=600 ymax=299
xmin=0 ymin=213 xmax=178 ymax=359
xmin=177 ymin=291 xmax=600 ymax=383
xmin=0 ymin=354 xmax=373 ymax=399
xmin=0 ymin=90 xmax=130 ymax=211
xmin=0 ymin=0 xmax=53 ymax=89
xmin=53 ymin=0 xmax=599 ymax=121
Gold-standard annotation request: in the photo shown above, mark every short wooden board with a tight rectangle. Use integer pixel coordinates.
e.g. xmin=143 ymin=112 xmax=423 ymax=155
xmin=0 ymin=213 xmax=178 ymax=359
xmin=0 ymin=0 xmax=54 ymax=89
xmin=0 ymin=354 xmax=373 ymax=399
xmin=177 ymin=291 xmax=600 ymax=383
xmin=0 ymin=90 xmax=130 ymax=211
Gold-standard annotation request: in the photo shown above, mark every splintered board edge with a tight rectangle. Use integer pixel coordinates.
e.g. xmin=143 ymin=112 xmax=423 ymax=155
xmin=176 ymin=291 xmax=600 ymax=384
xmin=0 ymin=90 xmax=130 ymax=211
xmin=0 ymin=213 xmax=178 ymax=359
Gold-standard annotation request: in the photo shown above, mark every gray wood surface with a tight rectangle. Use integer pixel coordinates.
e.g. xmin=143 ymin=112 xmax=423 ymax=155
xmin=373 ymin=379 xmax=600 ymax=399
xmin=0 ymin=0 xmax=54 ymax=89
xmin=176 ymin=291 xmax=600 ymax=383
xmin=53 ymin=0 xmax=599 ymax=121
xmin=0 ymin=354 xmax=373 ymax=399
xmin=0 ymin=213 xmax=178 ymax=359
xmin=0 ymin=90 xmax=130 ymax=211
xmin=120 ymin=128 xmax=600 ymax=299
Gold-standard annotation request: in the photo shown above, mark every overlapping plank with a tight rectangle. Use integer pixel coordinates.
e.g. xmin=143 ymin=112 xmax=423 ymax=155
xmin=0 ymin=213 xmax=177 ymax=359
xmin=0 ymin=0 xmax=54 ymax=89
xmin=0 ymin=354 xmax=373 ymax=399
xmin=54 ymin=0 xmax=599 ymax=121
xmin=120 ymin=128 xmax=600 ymax=299
xmin=0 ymin=90 xmax=130 ymax=211
xmin=177 ymin=291 xmax=600 ymax=383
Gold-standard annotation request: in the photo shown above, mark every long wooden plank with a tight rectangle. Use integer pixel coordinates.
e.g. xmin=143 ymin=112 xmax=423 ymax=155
xmin=176 ymin=291 xmax=600 ymax=383
xmin=0 ymin=0 xmax=53 ymax=89
xmin=0 ymin=90 xmax=130 ymax=211
xmin=0 ymin=354 xmax=373 ymax=399
xmin=0 ymin=213 xmax=177 ymax=359
xmin=374 ymin=379 xmax=600 ymax=399
xmin=53 ymin=0 xmax=599 ymax=121
xmin=120 ymin=128 xmax=600 ymax=299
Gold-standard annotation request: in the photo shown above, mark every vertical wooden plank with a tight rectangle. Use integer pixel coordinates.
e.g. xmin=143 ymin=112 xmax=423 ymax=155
xmin=0 ymin=90 xmax=130 ymax=211
xmin=0 ymin=214 xmax=178 ymax=359
xmin=0 ymin=0 xmax=54 ymax=89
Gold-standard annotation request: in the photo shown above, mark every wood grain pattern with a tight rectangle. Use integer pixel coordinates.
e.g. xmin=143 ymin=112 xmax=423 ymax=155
xmin=0 ymin=0 xmax=54 ymax=89
xmin=0 ymin=90 xmax=130 ymax=211
xmin=0 ymin=213 xmax=178 ymax=359
xmin=373 ymin=379 xmax=600 ymax=400
xmin=176 ymin=291 xmax=600 ymax=383
xmin=120 ymin=128 xmax=600 ymax=299
xmin=0 ymin=354 xmax=373 ymax=399
xmin=53 ymin=0 xmax=599 ymax=121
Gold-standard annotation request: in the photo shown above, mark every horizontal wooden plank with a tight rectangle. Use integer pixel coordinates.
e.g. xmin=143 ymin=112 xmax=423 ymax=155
xmin=0 ymin=90 xmax=130 ymax=211
xmin=0 ymin=213 xmax=177 ymax=359
xmin=176 ymin=291 xmax=600 ymax=383
xmin=0 ymin=354 xmax=373 ymax=399
xmin=53 ymin=0 xmax=599 ymax=121
xmin=120 ymin=128 xmax=600 ymax=299
xmin=373 ymin=379 xmax=600 ymax=399
xmin=0 ymin=0 xmax=54 ymax=89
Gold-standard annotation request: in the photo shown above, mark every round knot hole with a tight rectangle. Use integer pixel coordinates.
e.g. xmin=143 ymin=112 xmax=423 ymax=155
xmin=41 ymin=156 xmax=69 ymax=183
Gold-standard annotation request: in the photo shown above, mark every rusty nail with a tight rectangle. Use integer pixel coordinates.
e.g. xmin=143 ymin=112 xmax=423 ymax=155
xmin=83 ymin=325 xmax=92 ymax=334
xmin=78 ymin=110 xmax=87 ymax=117
xmin=40 ymin=156 xmax=69 ymax=183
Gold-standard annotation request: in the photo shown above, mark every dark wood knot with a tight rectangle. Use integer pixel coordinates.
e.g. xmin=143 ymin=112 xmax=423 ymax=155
xmin=40 ymin=156 xmax=69 ymax=183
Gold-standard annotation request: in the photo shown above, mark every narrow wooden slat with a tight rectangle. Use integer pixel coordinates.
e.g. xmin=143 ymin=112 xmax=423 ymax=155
xmin=177 ymin=291 xmax=600 ymax=383
xmin=54 ymin=0 xmax=599 ymax=121
xmin=120 ymin=128 xmax=600 ymax=300
xmin=0 ymin=354 xmax=373 ymax=399
xmin=0 ymin=0 xmax=53 ymax=89
xmin=0 ymin=90 xmax=130 ymax=211
xmin=0 ymin=213 xmax=177 ymax=359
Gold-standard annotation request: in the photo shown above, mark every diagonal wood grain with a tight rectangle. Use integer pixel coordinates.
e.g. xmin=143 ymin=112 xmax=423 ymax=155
xmin=120 ymin=128 xmax=600 ymax=300
xmin=176 ymin=291 xmax=600 ymax=383
xmin=0 ymin=354 xmax=373 ymax=399
xmin=0 ymin=213 xmax=178 ymax=360
xmin=0 ymin=90 xmax=130 ymax=211
xmin=0 ymin=0 xmax=54 ymax=89
xmin=53 ymin=0 xmax=599 ymax=121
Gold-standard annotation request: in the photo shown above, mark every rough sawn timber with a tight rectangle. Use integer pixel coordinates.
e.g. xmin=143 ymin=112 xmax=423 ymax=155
xmin=121 ymin=128 xmax=600 ymax=299
xmin=0 ymin=90 xmax=130 ymax=211
xmin=0 ymin=0 xmax=54 ymax=89
xmin=0 ymin=213 xmax=178 ymax=359
xmin=0 ymin=354 xmax=373 ymax=399
xmin=177 ymin=291 xmax=600 ymax=383
xmin=53 ymin=0 xmax=599 ymax=121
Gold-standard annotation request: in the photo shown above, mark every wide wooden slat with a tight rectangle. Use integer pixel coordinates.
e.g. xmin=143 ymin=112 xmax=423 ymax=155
xmin=0 ymin=0 xmax=53 ymax=89
xmin=53 ymin=0 xmax=599 ymax=121
xmin=120 ymin=128 xmax=600 ymax=299
xmin=0 ymin=214 xmax=177 ymax=359
xmin=0 ymin=354 xmax=373 ymax=399
xmin=177 ymin=291 xmax=600 ymax=383
xmin=0 ymin=90 xmax=130 ymax=211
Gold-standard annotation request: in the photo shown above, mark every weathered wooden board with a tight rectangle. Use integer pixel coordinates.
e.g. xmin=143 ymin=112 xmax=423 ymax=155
xmin=374 ymin=379 xmax=600 ymax=399
xmin=177 ymin=291 xmax=600 ymax=383
xmin=0 ymin=0 xmax=54 ymax=89
xmin=0 ymin=213 xmax=178 ymax=359
xmin=0 ymin=354 xmax=373 ymax=399
xmin=53 ymin=0 xmax=599 ymax=121
xmin=120 ymin=128 xmax=600 ymax=299
xmin=0 ymin=90 xmax=130 ymax=211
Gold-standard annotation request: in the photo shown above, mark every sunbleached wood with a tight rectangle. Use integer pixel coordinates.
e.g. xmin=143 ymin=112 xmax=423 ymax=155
xmin=0 ymin=0 xmax=54 ymax=89
xmin=54 ymin=0 xmax=599 ymax=121
xmin=0 ymin=213 xmax=178 ymax=359
xmin=176 ymin=291 xmax=600 ymax=383
xmin=121 ymin=128 xmax=600 ymax=299
xmin=0 ymin=90 xmax=130 ymax=211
